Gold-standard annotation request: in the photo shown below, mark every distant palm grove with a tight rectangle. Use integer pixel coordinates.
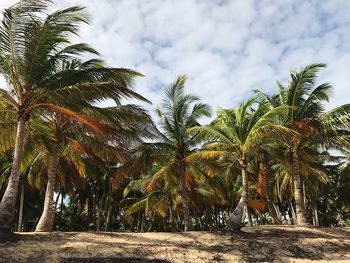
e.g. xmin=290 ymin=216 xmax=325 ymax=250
xmin=1 ymin=1 xmax=350 ymax=237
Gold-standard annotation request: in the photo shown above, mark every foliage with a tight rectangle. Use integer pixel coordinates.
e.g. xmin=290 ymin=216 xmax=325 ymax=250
xmin=0 ymin=0 xmax=349 ymax=233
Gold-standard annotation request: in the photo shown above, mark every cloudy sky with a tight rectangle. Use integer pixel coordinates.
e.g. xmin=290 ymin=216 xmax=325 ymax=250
xmin=1 ymin=0 xmax=350 ymax=121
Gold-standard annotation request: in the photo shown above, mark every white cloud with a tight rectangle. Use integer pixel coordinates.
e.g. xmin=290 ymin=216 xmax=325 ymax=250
xmin=1 ymin=0 xmax=350 ymax=120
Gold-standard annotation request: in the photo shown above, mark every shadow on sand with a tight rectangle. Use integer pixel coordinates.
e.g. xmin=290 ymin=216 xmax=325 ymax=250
xmin=61 ymin=258 xmax=169 ymax=263
xmin=2 ymin=227 xmax=350 ymax=263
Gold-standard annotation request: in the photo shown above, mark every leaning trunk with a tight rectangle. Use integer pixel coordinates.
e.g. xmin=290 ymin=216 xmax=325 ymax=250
xmin=35 ymin=151 xmax=58 ymax=232
xmin=179 ymin=162 xmax=194 ymax=232
xmin=261 ymin=160 xmax=282 ymax=224
xmin=227 ymin=165 xmax=249 ymax=230
xmin=292 ymin=152 xmax=308 ymax=225
xmin=0 ymin=118 xmax=26 ymax=238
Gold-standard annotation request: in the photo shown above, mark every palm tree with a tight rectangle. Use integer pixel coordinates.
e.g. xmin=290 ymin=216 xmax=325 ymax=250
xmin=0 ymin=0 xmax=147 ymax=236
xmin=190 ymin=98 xmax=290 ymax=229
xmin=256 ymin=63 xmax=350 ymax=225
xmin=32 ymin=59 xmax=150 ymax=232
xmin=129 ymin=75 xmax=211 ymax=231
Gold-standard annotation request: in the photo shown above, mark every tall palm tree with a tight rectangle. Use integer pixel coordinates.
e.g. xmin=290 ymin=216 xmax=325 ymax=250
xmin=32 ymin=59 xmax=150 ymax=232
xmin=129 ymin=75 xmax=211 ymax=231
xmin=0 ymin=0 xmax=147 ymax=236
xmin=256 ymin=63 xmax=350 ymax=225
xmin=190 ymin=98 xmax=290 ymax=229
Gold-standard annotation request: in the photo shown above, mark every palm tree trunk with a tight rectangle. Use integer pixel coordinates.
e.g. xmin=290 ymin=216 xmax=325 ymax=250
xmin=176 ymin=212 xmax=180 ymax=231
xmin=104 ymin=206 xmax=112 ymax=232
xmin=312 ymin=200 xmax=319 ymax=226
xmin=227 ymin=165 xmax=249 ymax=230
xmin=261 ymin=160 xmax=282 ymax=224
xmin=17 ymin=184 xmax=25 ymax=232
xmin=288 ymin=200 xmax=296 ymax=224
xmin=292 ymin=152 xmax=309 ymax=225
xmin=178 ymin=162 xmax=194 ymax=232
xmin=247 ymin=209 xmax=253 ymax=226
xmin=60 ymin=191 xmax=64 ymax=225
xmin=0 ymin=118 xmax=26 ymax=237
xmin=96 ymin=201 xmax=101 ymax=231
xmin=167 ymin=193 xmax=176 ymax=231
xmin=88 ymin=193 xmax=93 ymax=230
xmin=35 ymin=151 xmax=58 ymax=232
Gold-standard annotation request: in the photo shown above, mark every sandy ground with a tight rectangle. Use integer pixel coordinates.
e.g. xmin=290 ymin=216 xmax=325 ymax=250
xmin=0 ymin=226 xmax=349 ymax=263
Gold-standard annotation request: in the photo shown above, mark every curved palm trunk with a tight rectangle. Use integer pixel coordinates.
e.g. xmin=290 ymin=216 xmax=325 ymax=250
xmin=179 ymin=162 xmax=194 ymax=232
xmin=0 ymin=119 xmax=26 ymax=237
xmin=261 ymin=160 xmax=282 ymax=224
xmin=227 ymin=165 xmax=248 ymax=230
xmin=292 ymin=152 xmax=308 ymax=225
xmin=35 ymin=151 xmax=58 ymax=232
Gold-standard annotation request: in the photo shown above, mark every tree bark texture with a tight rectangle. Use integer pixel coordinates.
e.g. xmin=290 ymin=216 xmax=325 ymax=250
xmin=35 ymin=151 xmax=58 ymax=232
xmin=0 ymin=119 xmax=26 ymax=235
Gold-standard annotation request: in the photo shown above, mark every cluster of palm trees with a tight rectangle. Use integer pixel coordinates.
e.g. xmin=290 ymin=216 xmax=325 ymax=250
xmin=1 ymin=1 xmax=350 ymax=238
xmin=0 ymin=0 xmax=151 ymax=237
xmin=122 ymin=68 xmax=350 ymax=232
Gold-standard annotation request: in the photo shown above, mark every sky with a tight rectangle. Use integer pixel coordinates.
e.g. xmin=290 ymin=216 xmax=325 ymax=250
xmin=1 ymin=0 xmax=350 ymax=122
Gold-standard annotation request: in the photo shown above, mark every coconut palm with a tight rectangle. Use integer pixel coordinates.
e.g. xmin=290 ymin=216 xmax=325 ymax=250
xmin=31 ymin=59 xmax=150 ymax=232
xmin=189 ymin=98 xmax=292 ymax=229
xmin=256 ymin=63 xmax=350 ymax=225
xmin=127 ymin=75 xmax=211 ymax=231
xmin=0 ymin=0 xmax=147 ymax=235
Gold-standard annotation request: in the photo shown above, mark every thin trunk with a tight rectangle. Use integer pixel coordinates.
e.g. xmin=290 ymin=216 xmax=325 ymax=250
xmin=273 ymin=203 xmax=283 ymax=223
xmin=214 ymin=209 xmax=218 ymax=229
xmin=17 ymin=184 xmax=25 ymax=232
xmin=288 ymin=200 xmax=296 ymax=224
xmin=93 ymin=193 xmax=97 ymax=230
xmin=140 ymin=213 xmax=145 ymax=232
xmin=227 ymin=164 xmax=249 ymax=230
xmin=137 ymin=212 xmax=142 ymax=232
xmin=167 ymin=194 xmax=175 ymax=231
xmin=261 ymin=160 xmax=282 ymax=224
xmin=206 ymin=208 xmax=211 ymax=229
xmin=0 ymin=119 xmax=26 ymax=235
xmin=247 ymin=209 xmax=253 ymax=226
xmin=312 ymin=200 xmax=319 ymax=227
xmin=280 ymin=203 xmax=289 ymax=224
xmin=96 ymin=195 xmax=104 ymax=232
xmin=104 ymin=206 xmax=112 ymax=232
xmin=292 ymin=152 xmax=309 ymax=225
xmin=199 ymin=215 xmax=203 ymax=230
xmin=176 ymin=212 xmax=180 ymax=232
xmin=59 ymin=191 xmax=64 ymax=223
xmin=35 ymin=151 xmax=58 ymax=232
xmin=303 ymin=181 xmax=307 ymax=210
xmin=179 ymin=162 xmax=194 ymax=232
xmin=96 ymin=206 xmax=101 ymax=231
xmin=88 ymin=192 xmax=93 ymax=229
xmin=103 ymin=195 xmax=109 ymax=223
xmin=194 ymin=216 xmax=199 ymax=230
xmin=222 ymin=209 xmax=227 ymax=226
